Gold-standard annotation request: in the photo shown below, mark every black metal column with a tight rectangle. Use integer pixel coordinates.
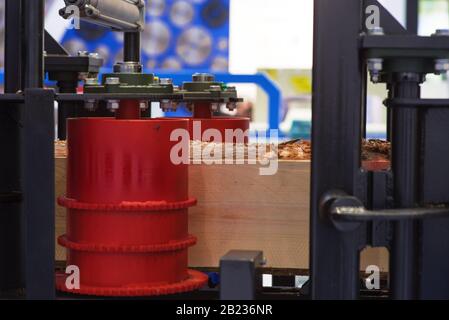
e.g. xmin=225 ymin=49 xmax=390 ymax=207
xmin=0 ymin=0 xmax=25 ymax=293
xmin=406 ymin=0 xmax=419 ymax=34
xmin=22 ymin=0 xmax=55 ymax=299
xmin=310 ymin=0 xmax=367 ymax=299
xmin=389 ymin=73 xmax=422 ymax=300
xmin=57 ymin=77 xmax=79 ymax=140
xmin=124 ymin=32 xmax=141 ymax=63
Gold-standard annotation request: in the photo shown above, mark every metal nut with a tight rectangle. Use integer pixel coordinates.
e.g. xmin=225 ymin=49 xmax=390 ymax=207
xmin=107 ymin=100 xmax=120 ymax=112
xmin=85 ymin=78 xmax=98 ymax=86
xmin=78 ymin=51 xmax=89 ymax=57
xmin=367 ymin=58 xmax=383 ymax=83
xmin=84 ymin=99 xmax=97 ymax=112
xmin=105 ymin=77 xmax=120 ymax=85
xmin=367 ymin=26 xmax=384 ymax=36
xmin=160 ymin=99 xmax=172 ymax=112
xmin=435 ymin=59 xmax=449 ymax=75
xmin=160 ymin=78 xmax=173 ymax=85
xmin=139 ymin=101 xmax=149 ymax=110
xmin=432 ymin=29 xmax=449 ymax=37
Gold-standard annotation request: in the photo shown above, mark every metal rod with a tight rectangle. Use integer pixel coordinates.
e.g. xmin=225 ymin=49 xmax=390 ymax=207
xmin=390 ymin=72 xmax=422 ymax=300
xmin=124 ymin=32 xmax=141 ymax=63
xmin=23 ymin=0 xmax=44 ymax=88
xmin=406 ymin=0 xmax=419 ymax=34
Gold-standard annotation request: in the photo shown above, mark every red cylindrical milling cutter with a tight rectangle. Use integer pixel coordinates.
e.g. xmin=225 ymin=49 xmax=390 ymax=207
xmin=56 ymin=102 xmax=207 ymax=297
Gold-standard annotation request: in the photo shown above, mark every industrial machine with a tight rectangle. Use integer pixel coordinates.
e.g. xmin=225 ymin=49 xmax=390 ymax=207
xmin=2 ymin=0 xmax=449 ymax=300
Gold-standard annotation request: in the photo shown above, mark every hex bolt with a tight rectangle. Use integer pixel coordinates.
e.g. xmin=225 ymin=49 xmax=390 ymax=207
xmin=78 ymin=50 xmax=89 ymax=57
xmin=105 ymin=77 xmax=120 ymax=85
xmin=89 ymin=52 xmax=100 ymax=59
xmin=210 ymin=103 xmax=219 ymax=112
xmin=432 ymin=29 xmax=449 ymax=37
xmin=139 ymin=101 xmax=149 ymax=110
xmin=192 ymin=73 xmax=215 ymax=82
xmin=85 ymin=78 xmax=98 ymax=86
xmin=160 ymin=78 xmax=173 ymax=85
xmin=107 ymin=100 xmax=120 ymax=112
xmin=367 ymin=58 xmax=383 ymax=83
xmin=367 ymin=26 xmax=384 ymax=36
xmin=84 ymin=99 xmax=97 ymax=111
xmin=160 ymin=99 xmax=172 ymax=112
xmin=435 ymin=59 xmax=449 ymax=75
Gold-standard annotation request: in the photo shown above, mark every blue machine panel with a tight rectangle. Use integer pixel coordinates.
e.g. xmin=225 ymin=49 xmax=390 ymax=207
xmin=60 ymin=0 xmax=230 ymax=72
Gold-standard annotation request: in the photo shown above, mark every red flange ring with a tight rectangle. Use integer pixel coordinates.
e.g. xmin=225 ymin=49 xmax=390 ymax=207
xmin=58 ymin=118 xmax=205 ymax=296
xmin=56 ymin=270 xmax=208 ymax=297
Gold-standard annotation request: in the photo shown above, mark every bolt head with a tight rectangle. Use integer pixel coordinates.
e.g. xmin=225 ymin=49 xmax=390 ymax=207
xmin=107 ymin=100 xmax=120 ymax=111
xmin=192 ymin=73 xmax=215 ymax=82
xmin=160 ymin=78 xmax=173 ymax=85
xmin=78 ymin=51 xmax=89 ymax=57
xmin=105 ymin=77 xmax=120 ymax=85
xmin=160 ymin=100 xmax=172 ymax=112
xmin=85 ymin=78 xmax=98 ymax=86
xmin=210 ymin=103 xmax=219 ymax=112
xmin=435 ymin=59 xmax=449 ymax=74
xmin=367 ymin=27 xmax=384 ymax=36
xmin=89 ymin=52 xmax=100 ymax=59
xmin=432 ymin=29 xmax=449 ymax=37
xmin=367 ymin=58 xmax=383 ymax=72
xmin=139 ymin=101 xmax=149 ymax=110
xmin=84 ymin=99 xmax=97 ymax=111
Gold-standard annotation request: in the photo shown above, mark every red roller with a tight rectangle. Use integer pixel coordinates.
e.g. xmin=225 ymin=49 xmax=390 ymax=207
xmin=56 ymin=117 xmax=207 ymax=296
xmin=191 ymin=102 xmax=249 ymax=143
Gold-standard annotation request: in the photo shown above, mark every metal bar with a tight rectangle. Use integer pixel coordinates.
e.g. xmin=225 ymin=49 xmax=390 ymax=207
xmin=310 ymin=0 xmax=367 ymax=300
xmin=22 ymin=89 xmax=55 ymax=299
xmin=386 ymin=98 xmax=449 ymax=108
xmin=332 ymin=205 xmax=449 ymax=222
xmin=23 ymin=0 xmax=45 ymax=88
xmin=124 ymin=32 xmax=141 ymax=63
xmin=389 ymin=73 xmax=422 ymax=300
xmin=406 ymin=0 xmax=419 ymax=34
xmin=0 ymin=0 xmax=25 ymax=294
xmin=5 ymin=0 xmax=23 ymax=93
xmin=362 ymin=35 xmax=449 ymax=50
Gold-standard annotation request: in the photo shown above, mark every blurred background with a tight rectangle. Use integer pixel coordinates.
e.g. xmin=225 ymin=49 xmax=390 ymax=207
xmin=0 ymin=0 xmax=449 ymax=140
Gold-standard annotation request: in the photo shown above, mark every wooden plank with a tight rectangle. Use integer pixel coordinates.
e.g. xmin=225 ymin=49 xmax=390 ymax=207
xmin=55 ymin=145 xmax=388 ymax=271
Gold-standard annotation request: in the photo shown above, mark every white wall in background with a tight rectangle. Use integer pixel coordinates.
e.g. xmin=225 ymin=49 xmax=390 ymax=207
xmin=229 ymin=0 xmax=313 ymax=74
